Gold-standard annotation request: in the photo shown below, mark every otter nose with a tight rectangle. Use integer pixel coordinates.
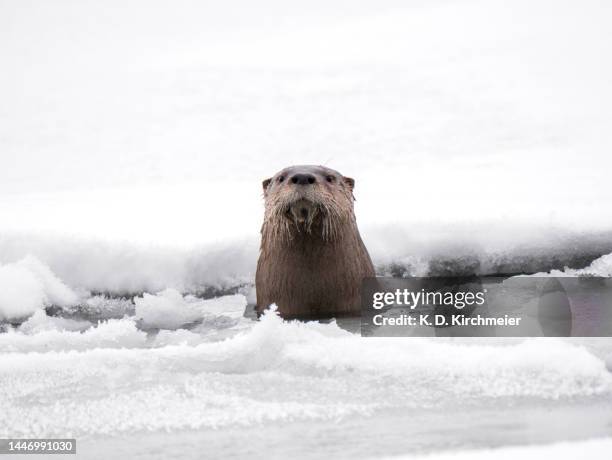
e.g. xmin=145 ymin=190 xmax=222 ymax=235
xmin=290 ymin=173 xmax=316 ymax=185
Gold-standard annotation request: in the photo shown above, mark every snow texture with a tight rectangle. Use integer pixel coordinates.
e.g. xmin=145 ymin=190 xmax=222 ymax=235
xmin=389 ymin=438 xmax=612 ymax=460
xmin=134 ymin=289 xmax=246 ymax=330
xmin=0 ymin=230 xmax=611 ymax=299
xmin=1 ymin=306 xmax=611 ymax=438
xmin=0 ymin=256 xmax=78 ymax=321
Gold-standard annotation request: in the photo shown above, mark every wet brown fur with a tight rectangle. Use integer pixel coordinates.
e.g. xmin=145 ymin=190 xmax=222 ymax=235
xmin=255 ymin=165 xmax=375 ymax=319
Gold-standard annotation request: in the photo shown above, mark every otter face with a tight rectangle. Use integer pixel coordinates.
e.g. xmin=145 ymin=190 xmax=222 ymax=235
xmin=261 ymin=165 xmax=356 ymax=241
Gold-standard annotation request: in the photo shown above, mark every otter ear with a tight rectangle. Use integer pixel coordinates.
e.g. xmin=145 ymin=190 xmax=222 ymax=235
xmin=343 ymin=177 xmax=355 ymax=190
xmin=262 ymin=178 xmax=272 ymax=195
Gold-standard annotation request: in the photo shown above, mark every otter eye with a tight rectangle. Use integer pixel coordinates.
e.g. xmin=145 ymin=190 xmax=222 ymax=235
xmin=326 ymin=175 xmax=335 ymax=183
xmin=278 ymin=176 xmax=285 ymax=183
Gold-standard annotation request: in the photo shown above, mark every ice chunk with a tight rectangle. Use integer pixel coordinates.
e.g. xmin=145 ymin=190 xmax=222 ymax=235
xmin=532 ymin=251 xmax=612 ymax=277
xmin=134 ymin=288 xmax=204 ymax=330
xmin=578 ymin=252 xmax=612 ymax=277
xmin=0 ymin=256 xmax=78 ymax=321
xmin=134 ymin=289 xmax=247 ymax=330
xmin=18 ymin=309 xmax=91 ymax=334
xmin=0 ymin=263 xmax=45 ymax=321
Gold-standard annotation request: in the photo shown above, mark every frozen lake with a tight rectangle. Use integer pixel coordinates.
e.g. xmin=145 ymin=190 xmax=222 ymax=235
xmin=1 ymin=304 xmax=612 ymax=459
xmin=71 ymin=400 xmax=612 ymax=459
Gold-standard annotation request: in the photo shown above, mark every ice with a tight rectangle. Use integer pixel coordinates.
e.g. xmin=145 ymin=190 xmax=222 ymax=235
xmin=389 ymin=438 xmax=612 ymax=460
xmin=81 ymin=295 xmax=135 ymax=320
xmin=366 ymin=224 xmax=612 ymax=277
xmin=0 ymin=232 xmax=257 ymax=296
xmin=18 ymin=309 xmax=91 ymax=334
xmin=532 ymin=252 xmax=612 ymax=277
xmin=0 ymin=316 xmax=146 ymax=353
xmin=1 ymin=306 xmax=611 ymax=438
xmin=135 ymin=289 xmax=208 ymax=330
xmin=0 ymin=262 xmax=45 ymax=321
xmin=582 ymin=253 xmax=612 ymax=277
xmin=0 ymin=256 xmax=78 ymax=321
xmin=199 ymin=294 xmax=247 ymax=318
xmin=134 ymin=288 xmax=246 ymax=330
xmin=15 ymin=255 xmax=80 ymax=307
xmin=0 ymin=230 xmax=610 ymax=303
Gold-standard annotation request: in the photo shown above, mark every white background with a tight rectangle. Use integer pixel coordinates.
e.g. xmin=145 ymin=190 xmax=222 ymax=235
xmin=1 ymin=0 xmax=611 ymax=247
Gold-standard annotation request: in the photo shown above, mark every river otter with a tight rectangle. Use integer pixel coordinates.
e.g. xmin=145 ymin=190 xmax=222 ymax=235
xmin=255 ymin=165 xmax=375 ymax=319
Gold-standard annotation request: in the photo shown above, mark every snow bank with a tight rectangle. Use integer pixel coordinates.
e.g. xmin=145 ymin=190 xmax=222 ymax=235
xmin=1 ymin=229 xmax=610 ymax=302
xmin=366 ymin=224 xmax=612 ymax=277
xmin=0 ymin=256 xmax=78 ymax=321
xmin=0 ymin=263 xmax=44 ymax=321
xmin=0 ymin=232 xmax=256 ymax=296
xmin=1 ymin=305 xmax=611 ymax=437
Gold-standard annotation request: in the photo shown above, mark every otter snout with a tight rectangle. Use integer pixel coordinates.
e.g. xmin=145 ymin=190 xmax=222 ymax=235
xmin=290 ymin=173 xmax=316 ymax=185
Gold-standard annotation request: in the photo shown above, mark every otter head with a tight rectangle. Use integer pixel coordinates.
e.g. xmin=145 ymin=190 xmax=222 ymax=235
xmin=261 ymin=165 xmax=356 ymax=243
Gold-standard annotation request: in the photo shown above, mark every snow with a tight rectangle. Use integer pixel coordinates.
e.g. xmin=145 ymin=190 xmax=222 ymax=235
xmin=0 ymin=232 xmax=257 ymax=295
xmin=0 ymin=0 xmax=611 ymax=247
xmin=536 ymin=252 xmax=612 ymax=277
xmin=1 ymin=306 xmax=611 ymax=438
xmin=0 ymin=256 xmax=78 ymax=321
xmin=582 ymin=254 xmax=612 ymax=277
xmin=0 ymin=263 xmax=45 ymax=321
xmin=0 ymin=316 xmax=147 ymax=353
xmin=134 ymin=289 xmax=246 ymax=329
xmin=0 ymin=230 xmax=610 ymax=300
xmin=135 ymin=289 xmax=214 ymax=330
xmin=390 ymin=438 xmax=612 ymax=460
xmin=18 ymin=309 xmax=91 ymax=334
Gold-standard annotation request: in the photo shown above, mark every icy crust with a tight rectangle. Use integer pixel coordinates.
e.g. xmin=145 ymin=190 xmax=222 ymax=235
xmin=0 ymin=294 xmax=252 ymax=353
xmin=3 ymin=247 xmax=612 ymax=323
xmin=371 ymin=228 xmax=612 ymax=278
xmin=0 ymin=253 xmax=254 ymax=323
xmin=0 ymin=233 xmax=258 ymax=298
xmin=1 ymin=308 xmax=611 ymax=437
xmin=1 ymin=230 xmax=611 ymax=300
